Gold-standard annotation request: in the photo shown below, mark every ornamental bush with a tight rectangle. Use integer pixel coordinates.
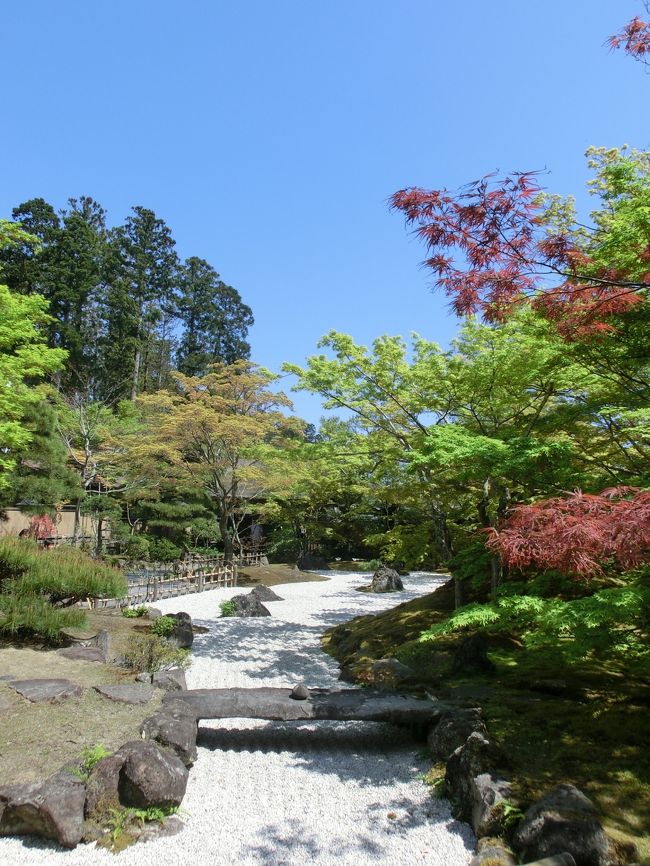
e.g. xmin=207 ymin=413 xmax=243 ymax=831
xmin=0 ymin=537 xmax=127 ymax=642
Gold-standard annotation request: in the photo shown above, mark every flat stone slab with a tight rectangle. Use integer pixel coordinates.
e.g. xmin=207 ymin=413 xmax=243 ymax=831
xmin=9 ymin=679 xmax=83 ymax=703
xmin=166 ymin=687 xmax=445 ymax=725
xmin=58 ymin=646 xmax=106 ymax=663
xmin=94 ymin=683 xmax=154 ymax=705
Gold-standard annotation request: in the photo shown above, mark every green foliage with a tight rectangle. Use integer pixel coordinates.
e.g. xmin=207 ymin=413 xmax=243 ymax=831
xmin=448 ymin=542 xmax=493 ymax=591
xmin=0 ymin=538 xmax=127 ymax=642
xmin=219 ymin=599 xmax=237 ymax=617
xmin=0 ymin=538 xmax=127 ymax=606
xmin=151 ymin=615 xmax=176 ymax=636
xmin=0 ymin=594 xmax=87 ymax=642
xmin=122 ymin=605 xmax=148 ymax=618
xmin=123 ymin=633 xmax=190 ymax=673
xmin=148 ymin=537 xmax=182 ymax=562
xmin=72 ymin=743 xmax=111 ymax=780
xmin=421 ymin=575 xmax=650 ymax=661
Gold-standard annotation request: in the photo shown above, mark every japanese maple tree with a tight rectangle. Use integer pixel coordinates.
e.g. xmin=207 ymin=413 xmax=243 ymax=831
xmin=486 ymin=487 xmax=650 ymax=578
xmin=389 ymin=159 xmax=650 ymax=336
xmin=609 ymin=3 xmax=650 ymax=66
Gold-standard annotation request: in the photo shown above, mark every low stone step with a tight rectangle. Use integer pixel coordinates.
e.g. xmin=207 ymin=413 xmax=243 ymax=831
xmin=8 ymin=679 xmax=83 ymax=703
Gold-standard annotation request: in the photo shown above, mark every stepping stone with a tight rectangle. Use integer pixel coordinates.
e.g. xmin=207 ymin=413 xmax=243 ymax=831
xmin=58 ymin=646 xmax=106 ymax=663
xmin=9 ymin=679 xmax=83 ymax=703
xmin=94 ymin=683 xmax=154 ymax=705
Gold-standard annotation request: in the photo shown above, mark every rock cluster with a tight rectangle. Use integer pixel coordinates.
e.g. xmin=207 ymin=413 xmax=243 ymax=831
xmin=0 ymin=666 xmax=195 ymax=850
xmin=226 ymin=592 xmax=272 ymax=617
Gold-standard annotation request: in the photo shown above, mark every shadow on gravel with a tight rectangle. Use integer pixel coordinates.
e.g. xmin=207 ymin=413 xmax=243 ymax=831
xmin=198 ymin=721 xmax=423 ymax=787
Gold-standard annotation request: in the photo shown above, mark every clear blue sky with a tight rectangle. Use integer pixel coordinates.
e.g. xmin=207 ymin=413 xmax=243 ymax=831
xmin=2 ymin=1 xmax=648 ymax=422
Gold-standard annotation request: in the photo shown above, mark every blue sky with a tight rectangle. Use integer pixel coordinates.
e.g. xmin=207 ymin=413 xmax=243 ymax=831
xmin=2 ymin=1 xmax=648 ymax=422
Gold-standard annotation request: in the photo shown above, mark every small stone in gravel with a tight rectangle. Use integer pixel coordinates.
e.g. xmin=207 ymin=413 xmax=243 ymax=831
xmin=94 ymin=683 xmax=154 ymax=705
xmin=57 ymin=647 xmax=105 ymax=663
xmin=290 ymin=683 xmax=309 ymax=700
xmin=9 ymin=679 xmax=83 ymax=703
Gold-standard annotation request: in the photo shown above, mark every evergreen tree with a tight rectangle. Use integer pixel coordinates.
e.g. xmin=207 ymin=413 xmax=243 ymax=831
xmin=176 ymin=256 xmax=253 ymax=375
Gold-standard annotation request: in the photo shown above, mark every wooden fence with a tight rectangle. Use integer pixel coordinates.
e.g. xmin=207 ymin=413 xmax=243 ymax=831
xmin=91 ymin=551 xmax=266 ymax=610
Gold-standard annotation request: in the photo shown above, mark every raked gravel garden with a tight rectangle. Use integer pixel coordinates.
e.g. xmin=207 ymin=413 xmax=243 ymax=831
xmin=0 ymin=570 xmax=475 ymax=866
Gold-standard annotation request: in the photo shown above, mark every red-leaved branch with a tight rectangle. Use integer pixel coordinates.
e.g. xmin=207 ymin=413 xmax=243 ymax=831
xmin=609 ymin=4 xmax=650 ymax=66
xmin=486 ymin=487 xmax=650 ymax=577
xmin=389 ymin=173 xmax=649 ymax=335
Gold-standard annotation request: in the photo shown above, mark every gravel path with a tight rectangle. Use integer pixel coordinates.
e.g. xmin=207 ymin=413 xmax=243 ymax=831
xmin=0 ymin=571 xmax=475 ymax=866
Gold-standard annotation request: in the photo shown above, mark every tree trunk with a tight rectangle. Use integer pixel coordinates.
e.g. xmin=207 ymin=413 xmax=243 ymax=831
xmin=95 ymin=516 xmax=103 ymax=557
xmin=218 ymin=512 xmax=234 ymax=564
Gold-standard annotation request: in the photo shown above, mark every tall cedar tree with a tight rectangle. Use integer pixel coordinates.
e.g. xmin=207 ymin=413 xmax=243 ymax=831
xmin=176 ymin=256 xmax=253 ymax=375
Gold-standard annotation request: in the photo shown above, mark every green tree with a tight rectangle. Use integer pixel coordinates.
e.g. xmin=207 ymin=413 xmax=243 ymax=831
xmin=176 ymin=256 xmax=253 ymax=376
xmin=133 ymin=362 xmax=303 ymax=562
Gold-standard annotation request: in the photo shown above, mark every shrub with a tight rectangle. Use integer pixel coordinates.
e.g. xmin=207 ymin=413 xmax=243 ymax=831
xmin=219 ymin=599 xmax=237 ymax=617
xmin=151 ymin=615 xmax=176 ymax=636
xmin=148 ymin=538 xmax=182 ymax=562
xmin=123 ymin=633 xmax=190 ymax=673
xmin=72 ymin=743 xmax=111 ymax=781
xmin=0 ymin=538 xmax=127 ymax=643
xmin=122 ymin=605 xmax=148 ymax=618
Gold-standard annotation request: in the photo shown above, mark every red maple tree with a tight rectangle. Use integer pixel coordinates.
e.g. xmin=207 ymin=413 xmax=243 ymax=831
xmin=485 ymin=487 xmax=650 ymax=578
xmin=389 ymin=173 xmax=648 ymax=336
xmin=609 ymin=4 xmax=650 ymax=66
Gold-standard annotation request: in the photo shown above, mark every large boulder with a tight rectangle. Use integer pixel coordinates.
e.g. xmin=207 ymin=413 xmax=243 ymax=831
xmin=116 ymin=741 xmax=188 ymax=810
xmin=369 ymin=565 xmax=403 ymax=593
xmin=0 ymin=768 xmax=86 ymax=848
xmin=512 ymin=784 xmax=617 ymax=866
xmin=228 ymin=593 xmax=271 ymax=617
xmin=427 ymin=707 xmax=487 ymax=761
xmin=84 ymin=755 xmax=124 ymax=820
xmin=250 ymin=585 xmax=284 ymax=602
xmin=142 ymin=699 xmax=198 ymax=766
xmin=166 ymin=612 xmax=193 ymax=648
xmin=445 ymin=731 xmax=512 ymax=837
xmin=451 ymin=633 xmax=496 ymax=675
xmin=368 ymin=658 xmax=414 ymax=690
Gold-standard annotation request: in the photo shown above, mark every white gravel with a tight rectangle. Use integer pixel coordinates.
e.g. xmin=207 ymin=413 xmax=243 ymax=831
xmin=0 ymin=570 xmax=475 ymax=866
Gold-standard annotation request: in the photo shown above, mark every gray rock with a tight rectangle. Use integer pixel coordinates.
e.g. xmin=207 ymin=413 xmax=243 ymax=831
xmin=290 ymin=683 xmax=309 ymax=700
xmin=368 ymin=658 xmax=414 ymax=689
xmin=167 ymin=612 xmax=193 ymax=648
xmin=9 ymin=678 xmax=83 ymax=703
xmin=135 ymin=672 xmax=153 ymax=683
xmin=0 ymin=674 xmax=16 ymax=681
xmin=445 ymin=732 xmax=512 ymax=837
xmin=138 ymin=814 xmax=185 ymax=843
xmin=451 ymin=632 xmax=496 ymax=675
xmin=84 ymin=755 xmax=124 ymax=819
xmin=369 ymin=565 xmax=403 ymax=593
xmin=58 ymin=646 xmax=106 ymax=663
xmin=117 ymin=740 xmax=188 ymax=809
xmin=141 ymin=699 xmax=198 ymax=766
xmin=250 ymin=585 xmax=284 ymax=602
xmin=228 ymin=593 xmax=271 ymax=617
xmin=513 ymin=784 xmax=616 ymax=866
xmin=94 ymin=683 xmax=154 ymax=705
xmin=147 ymin=607 xmax=163 ymax=620
xmin=152 ymin=668 xmax=187 ymax=692
xmin=96 ymin=629 xmax=112 ymax=662
xmin=60 ymin=628 xmax=98 ymax=646
xmin=469 ymin=837 xmax=517 ymax=866
xmin=0 ymin=768 xmax=85 ymax=848
xmin=427 ymin=707 xmax=487 ymax=761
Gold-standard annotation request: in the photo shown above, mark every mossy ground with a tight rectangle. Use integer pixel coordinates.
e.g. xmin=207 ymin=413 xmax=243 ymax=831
xmin=323 ymin=581 xmax=650 ymax=863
